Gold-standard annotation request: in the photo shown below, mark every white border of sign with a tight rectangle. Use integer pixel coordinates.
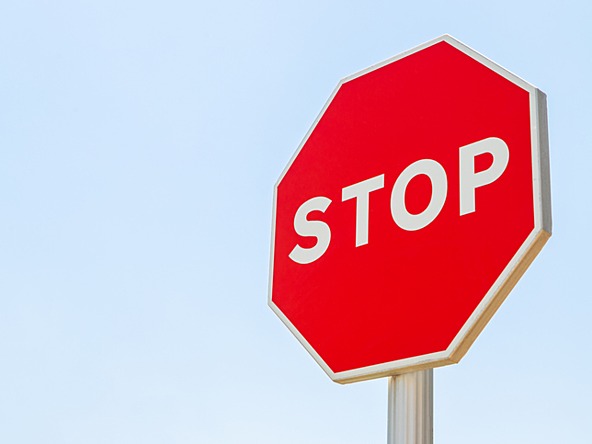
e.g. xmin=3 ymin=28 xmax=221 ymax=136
xmin=268 ymin=34 xmax=552 ymax=384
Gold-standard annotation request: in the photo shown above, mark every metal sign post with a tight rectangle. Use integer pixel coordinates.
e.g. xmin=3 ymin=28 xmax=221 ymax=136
xmin=269 ymin=34 xmax=551 ymax=444
xmin=387 ymin=370 xmax=433 ymax=444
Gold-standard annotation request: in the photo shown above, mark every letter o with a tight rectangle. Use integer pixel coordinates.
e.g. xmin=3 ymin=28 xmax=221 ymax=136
xmin=391 ymin=159 xmax=448 ymax=231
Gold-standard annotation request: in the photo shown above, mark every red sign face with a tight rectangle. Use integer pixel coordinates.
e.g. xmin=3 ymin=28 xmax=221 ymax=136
xmin=269 ymin=36 xmax=551 ymax=383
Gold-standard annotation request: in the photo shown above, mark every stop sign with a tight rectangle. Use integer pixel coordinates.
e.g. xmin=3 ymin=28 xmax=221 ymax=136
xmin=269 ymin=35 xmax=551 ymax=383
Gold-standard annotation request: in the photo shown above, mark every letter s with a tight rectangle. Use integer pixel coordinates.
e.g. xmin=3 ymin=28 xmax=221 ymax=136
xmin=288 ymin=196 xmax=332 ymax=264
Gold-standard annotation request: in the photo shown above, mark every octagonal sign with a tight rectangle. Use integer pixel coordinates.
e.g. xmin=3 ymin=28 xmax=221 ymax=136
xmin=269 ymin=35 xmax=551 ymax=384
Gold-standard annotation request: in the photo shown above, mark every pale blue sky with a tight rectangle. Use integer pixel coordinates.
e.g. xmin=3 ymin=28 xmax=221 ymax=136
xmin=0 ymin=1 xmax=590 ymax=443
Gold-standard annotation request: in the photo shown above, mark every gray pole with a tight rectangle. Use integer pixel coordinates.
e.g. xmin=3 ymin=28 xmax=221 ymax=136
xmin=387 ymin=369 xmax=433 ymax=444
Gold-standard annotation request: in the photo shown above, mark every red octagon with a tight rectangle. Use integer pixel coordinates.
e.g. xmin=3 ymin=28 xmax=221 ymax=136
xmin=269 ymin=35 xmax=551 ymax=383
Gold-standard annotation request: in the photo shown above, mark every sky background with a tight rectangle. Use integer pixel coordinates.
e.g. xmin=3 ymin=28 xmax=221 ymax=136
xmin=0 ymin=1 xmax=590 ymax=443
